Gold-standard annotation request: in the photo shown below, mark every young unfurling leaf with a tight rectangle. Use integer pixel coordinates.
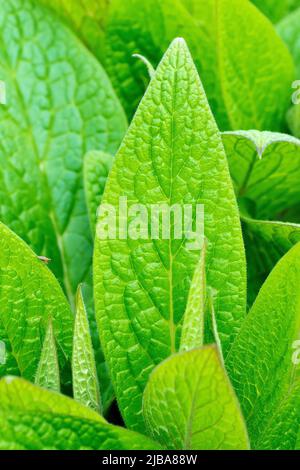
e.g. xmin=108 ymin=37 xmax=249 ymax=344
xmin=223 ymin=130 xmax=300 ymax=304
xmin=179 ymin=245 xmax=206 ymax=352
xmin=35 ymin=319 xmax=60 ymax=392
xmin=72 ymin=287 xmax=102 ymax=414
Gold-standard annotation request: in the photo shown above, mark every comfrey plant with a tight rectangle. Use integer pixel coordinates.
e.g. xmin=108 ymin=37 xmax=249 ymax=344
xmin=1 ymin=0 xmax=300 ymax=451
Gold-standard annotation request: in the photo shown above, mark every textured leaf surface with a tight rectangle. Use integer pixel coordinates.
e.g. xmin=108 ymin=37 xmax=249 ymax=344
xmin=94 ymin=38 xmax=246 ymax=431
xmin=185 ymin=0 xmax=294 ymax=131
xmin=0 ymin=377 xmax=160 ymax=450
xmin=81 ymin=280 xmax=114 ymax=414
xmin=36 ymin=0 xmax=110 ymax=62
xmin=277 ymin=7 xmax=300 ymax=75
xmin=251 ymin=0 xmax=300 ymax=23
xmin=72 ymin=287 xmax=101 ymax=413
xmin=0 ymin=0 xmax=127 ymax=301
xmin=143 ymin=346 xmax=249 ymax=450
xmin=227 ymin=243 xmax=300 ymax=449
xmin=35 ymin=319 xmax=60 ymax=392
xmin=179 ymin=246 xmax=206 ymax=352
xmin=0 ymin=222 xmax=73 ymax=383
xmin=243 ymin=216 xmax=300 ymax=306
xmin=82 ymin=149 xmax=115 ymax=410
xmin=222 ymin=131 xmax=300 ymax=220
xmin=104 ymin=0 xmax=293 ymax=130
xmin=84 ymin=150 xmax=113 ymax=233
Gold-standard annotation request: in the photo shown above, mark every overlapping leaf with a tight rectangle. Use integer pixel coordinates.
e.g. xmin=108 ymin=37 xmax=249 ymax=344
xmin=179 ymin=247 xmax=206 ymax=352
xmin=0 ymin=0 xmax=127 ymax=302
xmin=103 ymin=0 xmax=294 ymax=131
xmin=227 ymin=243 xmax=300 ymax=449
xmin=143 ymin=346 xmax=249 ymax=450
xmin=243 ymin=216 xmax=300 ymax=305
xmin=223 ymin=130 xmax=300 ymax=303
xmin=222 ymin=130 xmax=300 ymax=220
xmin=0 ymin=222 xmax=73 ymax=384
xmin=84 ymin=150 xmax=113 ymax=233
xmin=0 ymin=377 xmax=160 ymax=450
xmin=94 ymin=38 xmax=246 ymax=431
xmin=36 ymin=0 xmax=109 ymax=63
xmin=277 ymin=7 xmax=300 ymax=75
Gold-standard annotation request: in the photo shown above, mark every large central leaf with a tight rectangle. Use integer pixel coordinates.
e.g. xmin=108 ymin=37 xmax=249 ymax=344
xmin=0 ymin=0 xmax=127 ymax=302
xmin=94 ymin=38 xmax=246 ymax=431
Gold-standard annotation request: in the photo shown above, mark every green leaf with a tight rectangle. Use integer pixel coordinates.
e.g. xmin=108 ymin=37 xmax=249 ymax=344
xmin=251 ymin=0 xmax=300 ymax=23
xmin=132 ymin=54 xmax=156 ymax=79
xmin=207 ymin=289 xmax=225 ymax=364
xmin=0 ymin=377 xmax=160 ymax=450
xmin=143 ymin=346 xmax=249 ymax=450
xmin=72 ymin=286 xmax=102 ymax=414
xmin=287 ymin=105 xmax=300 ymax=139
xmin=223 ymin=130 xmax=300 ymax=306
xmin=82 ymin=152 xmax=115 ymax=410
xmin=277 ymin=7 xmax=300 ymax=75
xmin=179 ymin=245 xmax=206 ymax=352
xmin=36 ymin=0 xmax=110 ymax=63
xmin=242 ymin=215 xmax=300 ymax=306
xmin=0 ymin=0 xmax=127 ymax=302
xmin=226 ymin=242 xmax=300 ymax=449
xmin=104 ymin=0 xmax=294 ymax=130
xmin=84 ymin=150 xmax=113 ymax=234
xmin=35 ymin=319 xmax=60 ymax=392
xmin=0 ymin=222 xmax=73 ymax=384
xmin=222 ymin=130 xmax=300 ymax=220
xmin=94 ymin=38 xmax=246 ymax=431
xmin=81 ymin=280 xmax=114 ymax=414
